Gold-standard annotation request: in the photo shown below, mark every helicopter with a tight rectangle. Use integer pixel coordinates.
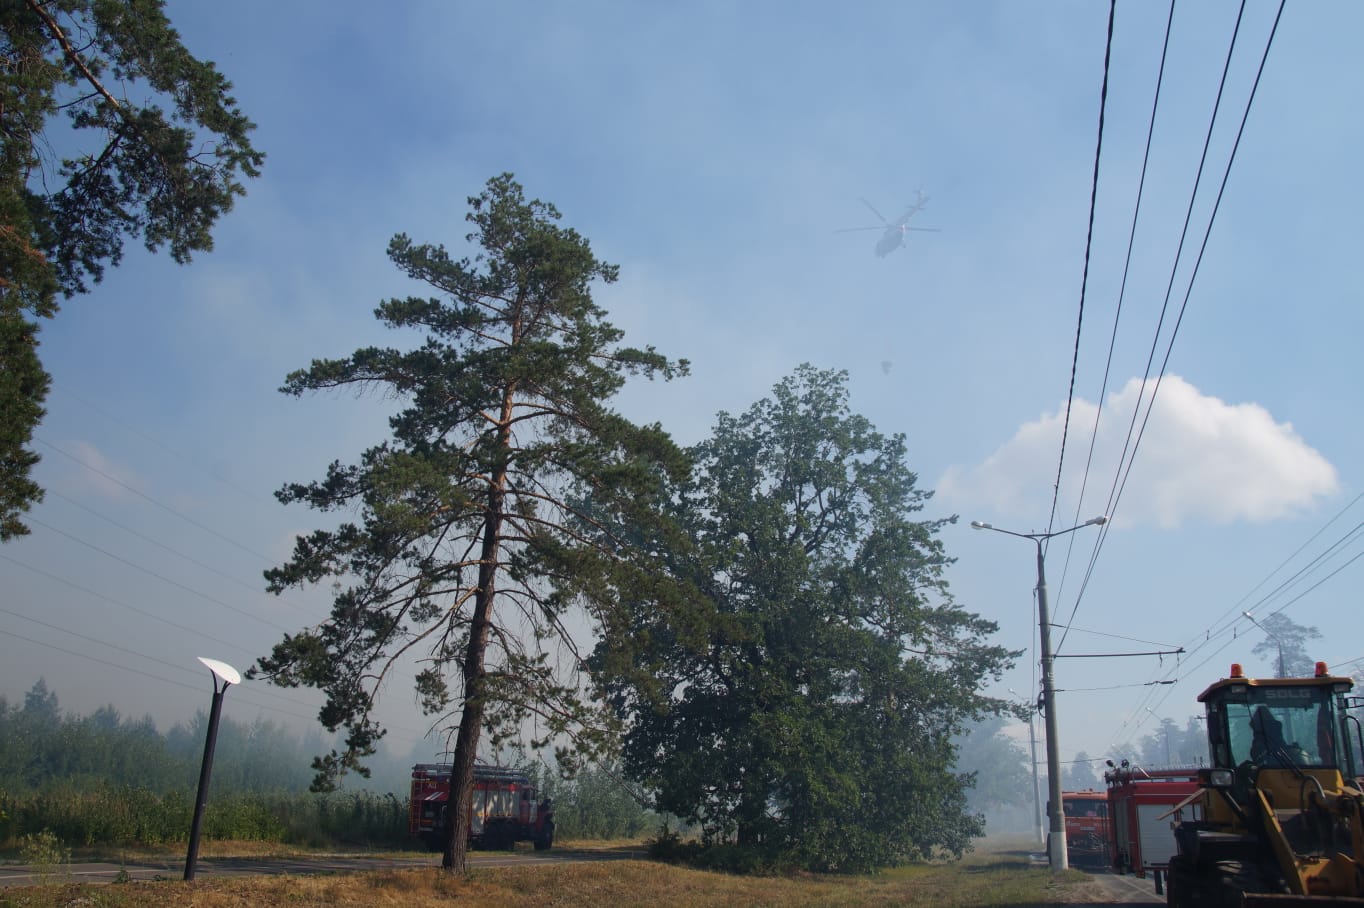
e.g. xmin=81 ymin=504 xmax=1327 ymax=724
xmin=837 ymin=193 xmax=940 ymax=257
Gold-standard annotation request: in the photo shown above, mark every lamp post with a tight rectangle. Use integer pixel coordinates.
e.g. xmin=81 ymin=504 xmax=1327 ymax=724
xmin=184 ymin=657 xmax=240 ymax=882
xmin=1010 ymin=687 xmax=1045 ymax=847
xmin=973 ymin=515 xmax=1107 ymax=873
xmin=1242 ymin=611 xmax=1285 ymax=678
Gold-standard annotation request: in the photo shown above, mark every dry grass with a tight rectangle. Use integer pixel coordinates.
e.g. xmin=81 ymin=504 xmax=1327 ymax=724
xmin=0 ymin=843 xmax=1104 ymax=907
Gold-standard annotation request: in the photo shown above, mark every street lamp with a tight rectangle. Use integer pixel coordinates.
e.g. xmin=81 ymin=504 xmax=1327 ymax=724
xmin=184 ymin=656 xmax=240 ymax=882
xmin=973 ymin=515 xmax=1107 ymax=873
xmin=1242 ymin=611 xmax=1285 ymax=678
xmin=1010 ymin=687 xmax=1044 ymax=847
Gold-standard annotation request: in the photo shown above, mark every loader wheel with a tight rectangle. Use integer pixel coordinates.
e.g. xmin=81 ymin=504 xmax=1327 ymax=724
xmin=1165 ymin=855 xmax=1200 ymax=908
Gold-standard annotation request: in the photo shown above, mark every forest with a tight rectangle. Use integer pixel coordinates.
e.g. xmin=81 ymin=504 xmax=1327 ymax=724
xmin=0 ymin=680 xmax=657 ymax=851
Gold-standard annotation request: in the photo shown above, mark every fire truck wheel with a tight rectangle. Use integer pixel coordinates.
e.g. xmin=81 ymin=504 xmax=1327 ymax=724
xmin=534 ymin=822 xmax=554 ymax=851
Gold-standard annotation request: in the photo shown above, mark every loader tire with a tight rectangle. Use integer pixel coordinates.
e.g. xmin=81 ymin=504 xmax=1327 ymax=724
xmin=1165 ymin=855 xmax=1200 ymax=908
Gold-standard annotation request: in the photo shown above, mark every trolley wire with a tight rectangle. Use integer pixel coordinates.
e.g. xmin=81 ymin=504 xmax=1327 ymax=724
xmin=1046 ymin=0 xmax=1117 ymax=539
xmin=1050 ymin=0 xmax=1177 ymax=617
xmin=1059 ymin=0 xmax=1287 ymax=648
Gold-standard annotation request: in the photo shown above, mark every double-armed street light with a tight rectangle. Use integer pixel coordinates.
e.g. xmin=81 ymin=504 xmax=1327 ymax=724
xmin=973 ymin=515 xmax=1108 ymax=873
xmin=1242 ymin=611 xmax=1286 ymax=678
xmin=184 ymin=657 xmax=240 ymax=882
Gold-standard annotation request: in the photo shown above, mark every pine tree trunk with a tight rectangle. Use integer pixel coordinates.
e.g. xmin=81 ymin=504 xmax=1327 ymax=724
xmin=441 ymin=390 xmax=514 ymax=873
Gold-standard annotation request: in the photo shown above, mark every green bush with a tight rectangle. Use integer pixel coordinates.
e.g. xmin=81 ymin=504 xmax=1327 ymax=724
xmin=18 ymin=829 xmax=69 ymax=880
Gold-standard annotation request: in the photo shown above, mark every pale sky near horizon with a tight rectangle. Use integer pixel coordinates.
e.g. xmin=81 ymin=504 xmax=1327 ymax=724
xmin=4 ymin=1 xmax=1361 ymax=782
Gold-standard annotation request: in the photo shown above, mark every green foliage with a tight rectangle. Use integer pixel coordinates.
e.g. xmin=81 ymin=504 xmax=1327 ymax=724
xmin=597 ymin=365 xmax=1018 ymax=873
xmin=0 ymin=0 xmax=263 ymax=539
xmin=529 ymin=762 xmax=659 ymax=840
xmin=0 ymin=682 xmax=410 ymax=851
xmin=0 ymin=785 xmax=408 ymax=850
xmin=257 ymin=175 xmax=688 ymax=873
xmin=952 ymin=716 xmax=1033 ymax=813
xmin=0 ymin=682 xmax=318 ymax=797
xmin=1135 ymin=715 xmax=1207 ymax=767
xmin=1248 ymin=613 xmax=1322 ymax=678
xmin=1061 ymin=753 xmax=1100 ymax=791
xmin=18 ymin=828 xmax=69 ymax=880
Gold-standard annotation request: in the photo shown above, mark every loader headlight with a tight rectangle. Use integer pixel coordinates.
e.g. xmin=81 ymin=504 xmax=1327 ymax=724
xmin=1208 ymin=769 xmax=1234 ymax=788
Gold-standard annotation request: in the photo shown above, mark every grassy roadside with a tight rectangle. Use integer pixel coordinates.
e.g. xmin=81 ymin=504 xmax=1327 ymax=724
xmin=0 ymin=841 xmax=1104 ymax=907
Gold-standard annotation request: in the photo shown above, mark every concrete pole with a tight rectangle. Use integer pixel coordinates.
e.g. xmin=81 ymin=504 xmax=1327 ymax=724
xmin=1035 ymin=540 xmax=1069 ymax=873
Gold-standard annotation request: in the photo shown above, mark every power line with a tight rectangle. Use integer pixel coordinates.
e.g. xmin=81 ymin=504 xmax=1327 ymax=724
xmin=34 ymin=435 xmax=281 ymax=566
xmin=1061 ymin=0 xmax=1288 ymax=641
xmin=0 ymin=551 xmax=262 ymax=656
xmin=44 ymin=487 xmax=314 ymax=616
xmin=1051 ymin=0 xmax=1177 ymax=621
xmin=50 ymin=387 xmax=276 ymax=507
xmin=1047 ymin=0 xmax=1117 ymax=539
xmin=25 ymin=516 xmax=294 ymax=633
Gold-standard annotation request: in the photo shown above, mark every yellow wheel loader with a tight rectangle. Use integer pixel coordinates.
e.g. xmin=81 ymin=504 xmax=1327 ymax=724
xmin=1166 ymin=662 xmax=1364 ymax=907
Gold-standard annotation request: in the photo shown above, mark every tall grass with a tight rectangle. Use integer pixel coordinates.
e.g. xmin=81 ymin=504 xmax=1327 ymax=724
xmin=0 ymin=785 xmax=408 ymax=850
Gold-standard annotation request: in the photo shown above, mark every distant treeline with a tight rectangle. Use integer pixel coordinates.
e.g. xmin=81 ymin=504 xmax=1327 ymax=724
xmin=0 ymin=680 xmax=658 ymax=849
xmin=0 ymin=679 xmax=324 ymax=796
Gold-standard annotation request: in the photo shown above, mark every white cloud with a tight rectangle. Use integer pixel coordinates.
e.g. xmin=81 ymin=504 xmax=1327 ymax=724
xmin=938 ymin=376 xmax=1339 ymax=529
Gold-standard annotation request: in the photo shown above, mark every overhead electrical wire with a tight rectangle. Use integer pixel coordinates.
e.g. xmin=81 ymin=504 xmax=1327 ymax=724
xmin=1058 ymin=0 xmax=1288 ymax=647
xmin=1046 ymin=0 xmax=1117 ymax=540
xmin=43 ymin=487 xmax=316 ymax=616
xmin=33 ymin=435 xmax=282 ymax=566
xmin=1062 ymin=0 xmax=1251 ymax=638
xmin=1107 ymin=490 xmax=1364 ymax=725
xmin=1050 ymin=0 xmax=1177 ymax=621
xmin=23 ymin=515 xmax=294 ymax=634
xmin=1106 ymin=519 xmax=1362 ymax=755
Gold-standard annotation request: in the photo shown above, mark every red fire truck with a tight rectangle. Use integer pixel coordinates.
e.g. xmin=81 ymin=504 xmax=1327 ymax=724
xmin=408 ymin=763 xmax=555 ymax=852
xmin=1103 ymin=765 xmax=1201 ymax=895
xmin=1054 ymin=790 xmax=1110 ymax=866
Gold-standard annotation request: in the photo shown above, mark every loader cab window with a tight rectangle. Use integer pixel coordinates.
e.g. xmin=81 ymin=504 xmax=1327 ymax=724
xmin=1211 ymin=685 xmax=1336 ymax=769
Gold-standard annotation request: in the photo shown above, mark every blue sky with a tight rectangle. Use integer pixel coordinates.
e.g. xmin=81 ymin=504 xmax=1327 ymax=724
xmin=4 ymin=1 xmax=1362 ymax=779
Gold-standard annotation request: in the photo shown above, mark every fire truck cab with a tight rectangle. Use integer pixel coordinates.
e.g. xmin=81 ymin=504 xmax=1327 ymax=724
xmin=1053 ymin=790 xmax=1110 ymax=866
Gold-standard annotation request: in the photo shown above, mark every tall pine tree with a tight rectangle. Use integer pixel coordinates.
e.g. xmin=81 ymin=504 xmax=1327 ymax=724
xmin=0 ymin=0 xmax=262 ymax=538
xmin=256 ymin=174 xmax=688 ymax=872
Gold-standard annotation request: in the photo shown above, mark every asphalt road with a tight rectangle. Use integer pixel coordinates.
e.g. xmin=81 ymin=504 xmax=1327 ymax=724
xmin=1082 ymin=869 xmax=1166 ymax=906
xmin=0 ymin=846 xmax=645 ymax=888
xmin=1025 ymin=850 xmax=1164 ymax=907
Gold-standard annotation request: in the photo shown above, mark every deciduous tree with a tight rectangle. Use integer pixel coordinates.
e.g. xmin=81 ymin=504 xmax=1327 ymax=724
xmin=0 ymin=0 xmax=263 ymax=538
xmin=596 ymin=365 xmax=1017 ymax=872
xmin=256 ymin=174 xmax=688 ymax=872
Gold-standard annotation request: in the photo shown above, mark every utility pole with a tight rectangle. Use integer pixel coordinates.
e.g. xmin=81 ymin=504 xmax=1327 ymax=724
xmin=974 ymin=515 xmax=1108 ymax=873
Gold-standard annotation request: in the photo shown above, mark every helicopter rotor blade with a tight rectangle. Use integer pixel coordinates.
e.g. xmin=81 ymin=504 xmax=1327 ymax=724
xmin=904 ymin=227 xmax=941 ymax=233
xmin=834 ymin=226 xmax=887 ymax=233
xmin=859 ymin=197 xmax=890 ymax=226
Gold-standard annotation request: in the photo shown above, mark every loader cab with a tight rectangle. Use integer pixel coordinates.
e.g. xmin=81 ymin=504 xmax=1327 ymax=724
xmin=1200 ymin=663 xmax=1359 ymax=781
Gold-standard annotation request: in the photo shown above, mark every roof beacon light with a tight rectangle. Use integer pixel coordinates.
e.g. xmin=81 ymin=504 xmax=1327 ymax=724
xmin=1230 ymin=663 xmax=1244 ymax=679
xmin=1316 ymin=661 xmax=1328 ymax=678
